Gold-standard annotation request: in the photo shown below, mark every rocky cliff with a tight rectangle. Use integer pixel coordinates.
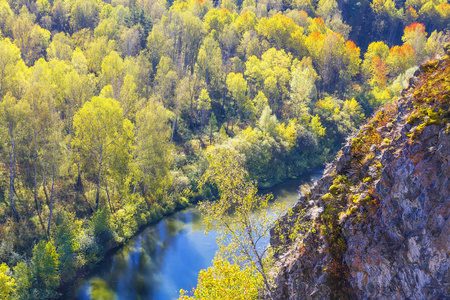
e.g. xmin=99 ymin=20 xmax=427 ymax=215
xmin=270 ymin=49 xmax=450 ymax=299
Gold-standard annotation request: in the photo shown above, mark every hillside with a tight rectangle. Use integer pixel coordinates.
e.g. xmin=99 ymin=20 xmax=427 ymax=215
xmin=270 ymin=47 xmax=450 ymax=299
xmin=0 ymin=0 xmax=449 ymax=297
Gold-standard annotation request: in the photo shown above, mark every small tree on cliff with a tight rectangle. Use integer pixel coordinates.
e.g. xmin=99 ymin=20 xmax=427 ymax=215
xmin=196 ymin=146 xmax=286 ymax=299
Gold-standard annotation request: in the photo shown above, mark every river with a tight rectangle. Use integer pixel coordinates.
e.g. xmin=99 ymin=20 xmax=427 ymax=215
xmin=66 ymin=170 xmax=323 ymax=300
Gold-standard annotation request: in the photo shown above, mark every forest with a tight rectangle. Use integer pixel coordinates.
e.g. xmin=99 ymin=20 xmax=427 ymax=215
xmin=0 ymin=0 xmax=448 ymax=298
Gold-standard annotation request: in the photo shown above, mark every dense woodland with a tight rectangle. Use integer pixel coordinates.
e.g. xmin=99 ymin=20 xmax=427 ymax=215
xmin=0 ymin=0 xmax=448 ymax=298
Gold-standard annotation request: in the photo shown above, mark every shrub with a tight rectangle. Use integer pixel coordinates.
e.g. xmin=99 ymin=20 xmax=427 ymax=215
xmin=0 ymin=263 xmax=16 ymax=299
xmin=30 ymin=241 xmax=60 ymax=298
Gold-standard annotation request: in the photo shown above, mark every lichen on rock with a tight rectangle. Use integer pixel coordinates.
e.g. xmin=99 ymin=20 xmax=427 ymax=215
xmin=270 ymin=49 xmax=450 ymax=299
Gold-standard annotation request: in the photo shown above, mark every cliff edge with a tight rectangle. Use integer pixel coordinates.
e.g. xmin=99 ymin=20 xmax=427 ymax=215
xmin=270 ymin=48 xmax=450 ymax=299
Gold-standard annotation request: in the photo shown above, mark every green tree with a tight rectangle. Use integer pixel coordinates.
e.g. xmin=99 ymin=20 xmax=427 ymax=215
xmin=52 ymin=210 xmax=81 ymax=278
xmin=70 ymin=0 xmax=100 ymax=32
xmin=73 ymin=96 xmax=134 ymax=210
xmin=30 ymin=241 xmax=60 ymax=298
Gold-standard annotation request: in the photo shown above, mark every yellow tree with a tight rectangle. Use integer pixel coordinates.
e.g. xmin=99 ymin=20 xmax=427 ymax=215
xmin=0 ymin=263 xmax=16 ymax=299
xmin=362 ymin=41 xmax=390 ymax=81
xmin=0 ymin=38 xmax=22 ymax=99
xmin=402 ymin=22 xmax=427 ymax=61
xmin=198 ymin=147 xmax=287 ymax=299
xmin=196 ymin=34 xmax=224 ymax=89
xmin=73 ymin=96 xmax=134 ymax=210
xmin=0 ymin=94 xmax=30 ymax=220
xmin=12 ymin=10 xmax=51 ymax=65
xmin=134 ymin=99 xmax=173 ymax=200
xmin=244 ymin=48 xmax=292 ymax=116
xmin=226 ymin=72 xmax=253 ymax=120
xmin=179 ymin=258 xmax=262 ymax=300
xmin=386 ymin=43 xmax=416 ymax=77
xmin=289 ymin=57 xmax=318 ymax=120
xmin=257 ymin=14 xmax=306 ymax=57
xmin=100 ymin=51 xmax=124 ymax=100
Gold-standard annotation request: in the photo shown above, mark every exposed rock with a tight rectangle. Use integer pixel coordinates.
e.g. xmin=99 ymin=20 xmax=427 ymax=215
xmin=270 ymin=54 xmax=450 ymax=299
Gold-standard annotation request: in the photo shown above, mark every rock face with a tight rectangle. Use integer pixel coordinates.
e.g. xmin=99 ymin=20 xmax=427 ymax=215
xmin=270 ymin=53 xmax=450 ymax=299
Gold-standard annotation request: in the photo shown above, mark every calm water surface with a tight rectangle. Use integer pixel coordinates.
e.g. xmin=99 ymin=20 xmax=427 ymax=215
xmin=67 ymin=170 xmax=322 ymax=300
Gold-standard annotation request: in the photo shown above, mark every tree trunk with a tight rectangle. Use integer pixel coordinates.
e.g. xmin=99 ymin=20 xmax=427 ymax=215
xmin=96 ymin=157 xmax=102 ymax=210
xmin=9 ymin=132 xmax=19 ymax=221
xmin=47 ymin=162 xmax=55 ymax=237
xmin=34 ymin=145 xmax=40 ymax=214
xmin=210 ymin=124 xmax=213 ymax=145
xmin=76 ymin=167 xmax=83 ymax=190
xmin=170 ymin=114 xmax=177 ymax=142
xmin=105 ymin=183 xmax=114 ymax=213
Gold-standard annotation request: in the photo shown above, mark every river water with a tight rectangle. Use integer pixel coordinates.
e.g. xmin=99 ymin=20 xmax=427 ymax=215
xmin=67 ymin=170 xmax=322 ymax=300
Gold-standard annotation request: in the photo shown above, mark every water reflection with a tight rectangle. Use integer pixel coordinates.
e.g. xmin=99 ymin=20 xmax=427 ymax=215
xmin=68 ymin=170 xmax=322 ymax=300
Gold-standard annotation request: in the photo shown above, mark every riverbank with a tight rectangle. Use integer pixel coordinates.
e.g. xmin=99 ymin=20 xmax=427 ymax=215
xmin=57 ymin=197 xmax=192 ymax=298
xmin=63 ymin=170 xmax=323 ymax=299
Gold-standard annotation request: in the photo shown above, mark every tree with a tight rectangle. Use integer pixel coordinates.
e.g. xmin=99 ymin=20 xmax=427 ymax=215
xmin=289 ymin=57 xmax=318 ymax=120
xmin=0 ymin=263 xmax=16 ymax=299
xmin=52 ymin=210 xmax=81 ymax=278
xmin=52 ymin=0 xmax=69 ymax=32
xmin=154 ymin=55 xmax=178 ymax=108
xmin=257 ymin=14 xmax=306 ymax=57
xmin=25 ymin=59 xmax=59 ymax=232
xmin=226 ymin=72 xmax=253 ymax=121
xmin=203 ymin=7 xmax=234 ymax=36
xmin=198 ymin=147 xmax=286 ymax=299
xmin=120 ymin=26 xmax=143 ymax=57
xmin=244 ymin=48 xmax=292 ymax=116
xmin=46 ymin=32 xmax=72 ymax=61
xmin=196 ymin=34 xmax=224 ymax=89
xmin=317 ymin=0 xmax=340 ymax=20
xmin=0 ymin=93 xmax=30 ymax=220
xmin=0 ymin=0 xmax=13 ymax=36
xmin=73 ymin=96 xmax=134 ymax=210
xmin=30 ymin=240 xmax=60 ymax=297
xmin=425 ymin=30 xmax=446 ymax=58
xmin=402 ymin=23 xmax=427 ymax=62
xmin=100 ymin=51 xmax=124 ymax=100
xmin=386 ymin=44 xmax=416 ymax=77
xmin=362 ymin=41 xmax=389 ymax=84
xmin=134 ymin=99 xmax=173 ymax=200
xmin=69 ymin=0 xmax=100 ymax=32
xmin=179 ymin=258 xmax=262 ymax=300
xmin=0 ymin=38 xmax=22 ymax=99
xmin=84 ymin=36 xmax=116 ymax=75
xmin=13 ymin=11 xmax=51 ymax=65
xmin=208 ymin=112 xmax=218 ymax=144
xmin=196 ymin=88 xmax=211 ymax=131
